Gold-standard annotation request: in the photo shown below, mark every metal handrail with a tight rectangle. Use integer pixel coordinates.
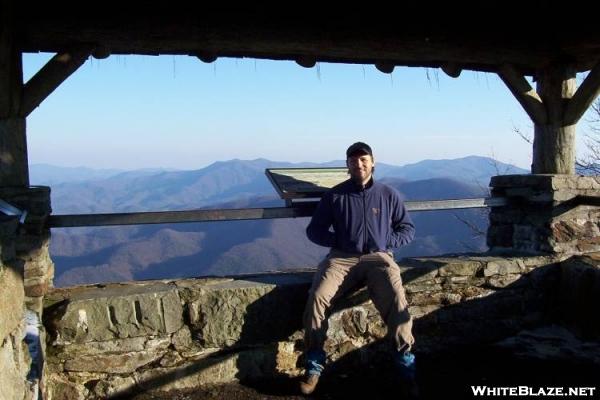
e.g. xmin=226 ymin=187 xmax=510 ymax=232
xmin=46 ymin=197 xmax=508 ymax=228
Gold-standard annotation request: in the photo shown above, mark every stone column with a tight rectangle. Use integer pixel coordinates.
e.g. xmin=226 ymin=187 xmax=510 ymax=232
xmin=0 ymin=215 xmax=30 ymax=400
xmin=0 ymin=186 xmax=54 ymax=314
xmin=0 ymin=186 xmax=52 ymax=399
xmin=487 ymin=175 xmax=600 ymax=255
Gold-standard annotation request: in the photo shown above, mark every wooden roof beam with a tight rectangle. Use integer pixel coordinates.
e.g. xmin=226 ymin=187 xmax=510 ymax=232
xmin=296 ymin=56 xmax=316 ymax=68
xmin=196 ymin=52 xmax=217 ymax=63
xmin=498 ymin=64 xmax=547 ymax=125
xmin=563 ymin=60 xmax=600 ymax=125
xmin=441 ymin=62 xmax=462 ymax=78
xmin=375 ymin=62 xmax=394 ymax=74
xmin=20 ymin=45 xmax=93 ymax=117
xmin=0 ymin=1 xmax=20 ymax=119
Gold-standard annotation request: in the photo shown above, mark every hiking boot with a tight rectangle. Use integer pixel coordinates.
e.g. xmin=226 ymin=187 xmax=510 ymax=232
xmin=300 ymin=349 xmax=325 ymax=395
xmin=299 ymin=373 xmax=320 ymax=395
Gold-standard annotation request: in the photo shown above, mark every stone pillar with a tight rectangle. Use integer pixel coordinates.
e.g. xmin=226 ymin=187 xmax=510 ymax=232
xmin=0 ymin=215 xmax=30 ymax=400
xmin=488 ymin=175 xmax=600 ymax=255
xmin=0 ymin=186 xmax=52 ymax=400
xmin=0 ymin=186 xmax=54 ymax=313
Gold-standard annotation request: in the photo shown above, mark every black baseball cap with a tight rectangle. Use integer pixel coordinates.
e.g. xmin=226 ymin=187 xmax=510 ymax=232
xmin=346 ymin=142 xmax=373 ymax=158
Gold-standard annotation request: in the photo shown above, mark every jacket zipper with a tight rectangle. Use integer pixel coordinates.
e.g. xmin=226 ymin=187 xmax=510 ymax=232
xmin=362 ymin=189 xmax=368 ymax=253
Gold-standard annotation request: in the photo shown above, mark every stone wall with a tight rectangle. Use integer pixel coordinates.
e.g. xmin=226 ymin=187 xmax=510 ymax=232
xmin=43 ymin=254 xmax=563 ymax=399
xmin=0 ymin=186 xmax=53 ymax=400
xmin=488 ymin=175 xmax=600 ymax=254
xmin=1 ymin=217 xmax=30 ymax=400
xmin=557 ymin=253 xmax=600 ymax=339
xmin=0 ymin=186 xmax=54 ymax=314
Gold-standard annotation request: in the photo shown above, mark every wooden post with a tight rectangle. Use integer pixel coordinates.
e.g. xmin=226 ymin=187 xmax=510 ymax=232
xmin=497 ymin=63 xmax=600 ymax=174
xmin=0 ymin=4 xmax=29 ymax=186
xmin=532 ymin=64 xmax=577 ymax=174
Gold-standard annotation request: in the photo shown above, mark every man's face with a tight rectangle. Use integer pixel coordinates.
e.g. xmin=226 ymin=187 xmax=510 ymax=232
xmin=346 ymin=152 xmax=375 ymax=184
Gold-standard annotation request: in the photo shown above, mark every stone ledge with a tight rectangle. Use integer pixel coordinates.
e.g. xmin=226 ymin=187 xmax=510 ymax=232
xmin=490 ymin=174 xmax=600 ymax=191
xmin=490 ymin=175 xmax=600 ymax=205
xmin=46 ymin=282 xmax=184 ymax=344
xmin=43 ymin=253 xmax=576 ymax=397
xmin=184 ymin=275 xmax=310 ymax=348
xmin=488 ymin=174 xmax=600 ymax=254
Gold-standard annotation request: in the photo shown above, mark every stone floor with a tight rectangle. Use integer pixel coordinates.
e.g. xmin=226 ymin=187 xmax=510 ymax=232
xmin=126 ymin=343 xmax=600 ymax=400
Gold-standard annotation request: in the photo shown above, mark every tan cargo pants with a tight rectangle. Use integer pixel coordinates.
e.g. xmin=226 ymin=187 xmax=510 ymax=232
xmin=303 ymin=249 xmax=414 ymax=353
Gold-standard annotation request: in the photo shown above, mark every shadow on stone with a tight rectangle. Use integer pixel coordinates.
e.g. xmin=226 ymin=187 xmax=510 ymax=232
xmin=44 ymin=254 xmax=600 ymax=399
xmin=234 ymin=260 xmax=600 ymax=398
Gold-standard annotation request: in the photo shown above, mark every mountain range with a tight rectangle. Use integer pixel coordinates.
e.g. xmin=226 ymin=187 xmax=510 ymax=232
xmin=32 ymin=156 xmax=528 ymax=287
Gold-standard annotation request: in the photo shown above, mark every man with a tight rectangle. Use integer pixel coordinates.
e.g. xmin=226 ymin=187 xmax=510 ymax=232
xmin=300 ymin=142 xmax=417 ymax=396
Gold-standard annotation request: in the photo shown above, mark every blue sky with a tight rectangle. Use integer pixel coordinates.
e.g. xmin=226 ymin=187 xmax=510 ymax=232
xmin=23 ymin=53 xmax=593 ymax=171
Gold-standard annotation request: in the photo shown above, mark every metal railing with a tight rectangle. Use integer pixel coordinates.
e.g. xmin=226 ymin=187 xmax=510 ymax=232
xmin=46 ymin=197 xmax=508 ymax=228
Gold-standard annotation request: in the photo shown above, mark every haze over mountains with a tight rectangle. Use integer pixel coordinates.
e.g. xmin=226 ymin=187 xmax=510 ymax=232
xmin=32 ymin=156 xmax=527 ymax=287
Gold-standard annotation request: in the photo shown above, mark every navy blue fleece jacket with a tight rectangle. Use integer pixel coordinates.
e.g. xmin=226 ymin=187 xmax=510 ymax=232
xmin=306 ymin=178 xmax=415 ymax=253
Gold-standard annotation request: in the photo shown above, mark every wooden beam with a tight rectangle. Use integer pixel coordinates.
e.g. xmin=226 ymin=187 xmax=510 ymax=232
xmin=296 ymin=56 xmax=316 ymax=68
xmin=563 ymin=60 xmax=600 ymax=125
xmin=0 ymin=2 xmax=28 ymax=186
xmin=196 ymin=52 xmax=217 ymax=63
xmin=498 ymin=64 xmax=547 ymax=125
xmin=92 ymin=45 xmax=111 ymax=59
xmin=0 ymin=1 xmax=21 ymax=118
xmin=20 ymin=46 xmax=93 ymax=117
xmin=441 ymin=62 xmax=462 ymax=78
xmin=0 ymin=118 xmax=28 ymax=186
xmin=18 ymin=13 xmax=595 ymax=75
xmin=375 ymin=62 xmax=394 ymax=74
xmin=0 ymin=13 xmax=11 ymax=118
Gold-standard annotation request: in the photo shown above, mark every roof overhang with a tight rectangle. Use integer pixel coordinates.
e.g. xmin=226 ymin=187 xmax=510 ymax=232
xmin=12 ymin=8 xmax=600 ymax=76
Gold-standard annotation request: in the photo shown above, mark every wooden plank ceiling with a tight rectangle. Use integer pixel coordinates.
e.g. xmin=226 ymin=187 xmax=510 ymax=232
xmin=11 ymin=6 xmax=600 ymax=76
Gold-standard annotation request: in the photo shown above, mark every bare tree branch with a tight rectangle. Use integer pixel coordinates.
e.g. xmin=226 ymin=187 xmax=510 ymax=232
xmin=452 ymin=211 xmax=487 ymax=237
xmin=578 ymin=98 xmax=600 ymax=175
xmin=513 ymin=124 xmax=533 ymax=144
xmin=457 ymin=239 xmax=482 ymax=253
xmin=486 ymin=149 xmax=514 ymax=176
